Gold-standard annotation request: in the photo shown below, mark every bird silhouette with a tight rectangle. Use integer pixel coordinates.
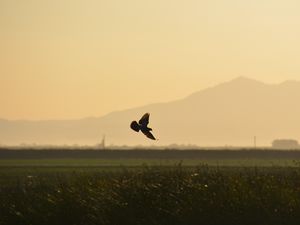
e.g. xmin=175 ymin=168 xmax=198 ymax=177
xmin=130 ymin=113 xmax=156 ymax=140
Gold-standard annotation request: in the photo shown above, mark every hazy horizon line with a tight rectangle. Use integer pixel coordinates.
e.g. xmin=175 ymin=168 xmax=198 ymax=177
xmin=2 ymin=76 xmax=300 ymax=121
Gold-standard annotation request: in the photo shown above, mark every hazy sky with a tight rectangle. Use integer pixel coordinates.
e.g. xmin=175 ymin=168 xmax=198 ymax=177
xmin=1 ymin=0 xmax=300 ymax=120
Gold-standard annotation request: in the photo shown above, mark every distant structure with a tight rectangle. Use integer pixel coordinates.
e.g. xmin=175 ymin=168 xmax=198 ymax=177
xmin=272 ymin=139 xmax=299 ymax=149
xmin=97 ymin=135 xmax=106 ymax=149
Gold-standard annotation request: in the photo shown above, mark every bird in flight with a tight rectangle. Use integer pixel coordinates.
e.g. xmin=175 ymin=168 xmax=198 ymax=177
xmin=130 ymin=113 xmax=157 ymax=140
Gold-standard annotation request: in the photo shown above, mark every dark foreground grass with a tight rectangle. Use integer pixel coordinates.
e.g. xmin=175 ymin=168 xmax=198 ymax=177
xmin=1 ymin=165 xmax=300 ymax=225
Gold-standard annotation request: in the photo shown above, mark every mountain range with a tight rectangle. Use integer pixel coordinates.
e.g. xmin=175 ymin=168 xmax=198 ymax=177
xmin=1 ymin=77 xmax=300 ymax=147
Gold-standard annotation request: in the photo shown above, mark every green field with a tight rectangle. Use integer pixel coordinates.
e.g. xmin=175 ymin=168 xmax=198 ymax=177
xmin=1 ymin=150 xmax=300 ymax=225
xmin=0 ymin=158 xmax=299 ymax=167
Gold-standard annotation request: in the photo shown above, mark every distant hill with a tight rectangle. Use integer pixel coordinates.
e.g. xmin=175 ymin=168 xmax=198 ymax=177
xmin=1 ymin=77 xmax=300 ymax=146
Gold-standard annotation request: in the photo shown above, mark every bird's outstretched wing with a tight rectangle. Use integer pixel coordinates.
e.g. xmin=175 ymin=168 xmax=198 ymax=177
xmin=130 ymin=121 xmax=140 ymax=132
xmin=142 ymin=130 xmax=156 ymax=140
xmin=139 ymin=113 xmax=150 ymax=126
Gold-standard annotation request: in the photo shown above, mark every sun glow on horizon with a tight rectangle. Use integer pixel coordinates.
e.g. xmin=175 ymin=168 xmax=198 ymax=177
xmin=1 ymin=0 xmax=300 ymax=120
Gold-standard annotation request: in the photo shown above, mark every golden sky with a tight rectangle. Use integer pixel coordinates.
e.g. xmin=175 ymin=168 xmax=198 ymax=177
xmin=1 ymin=0 xmax=300 ymax=120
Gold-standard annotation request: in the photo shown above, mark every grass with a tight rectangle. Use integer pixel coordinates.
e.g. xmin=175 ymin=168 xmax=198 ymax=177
xmin=0 ymin=158 xmax=298 ymax=168
xmin=1 ymin=161 xmax=300 ymax=225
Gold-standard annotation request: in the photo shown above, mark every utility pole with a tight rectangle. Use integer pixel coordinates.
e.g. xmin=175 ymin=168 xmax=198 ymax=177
xmin=254 ymin=136 xmax=256 ymax=149
xmin=101 ymin=135 xmax=106 ymax=150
